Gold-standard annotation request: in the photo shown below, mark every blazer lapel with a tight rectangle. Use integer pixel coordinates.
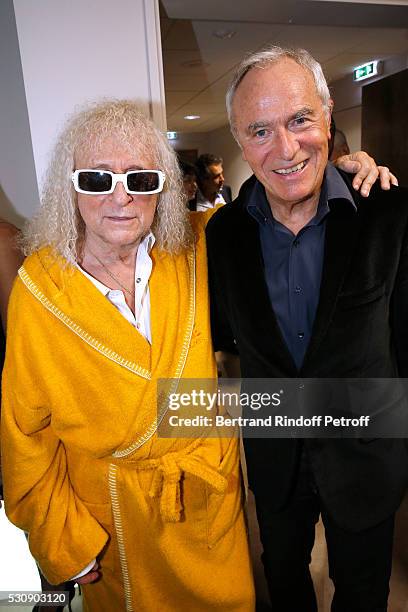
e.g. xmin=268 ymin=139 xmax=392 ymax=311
xmin=301 ymin=198 xmax=362 ymax=370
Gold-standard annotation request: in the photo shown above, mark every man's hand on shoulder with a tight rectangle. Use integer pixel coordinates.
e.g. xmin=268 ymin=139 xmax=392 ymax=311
xmin=334 ymin=151 xmax=398 ymax=197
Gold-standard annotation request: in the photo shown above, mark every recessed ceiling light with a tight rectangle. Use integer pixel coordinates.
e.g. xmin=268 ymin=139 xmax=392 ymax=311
xmin=184 ymin=115 xmax=201 ymax=120
xmin=212 ymin=29 xmax=236 ymax=39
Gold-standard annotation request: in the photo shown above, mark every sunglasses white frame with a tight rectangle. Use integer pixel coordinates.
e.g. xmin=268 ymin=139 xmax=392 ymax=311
xmin=71 ymin=169 xmax=166 ymax=195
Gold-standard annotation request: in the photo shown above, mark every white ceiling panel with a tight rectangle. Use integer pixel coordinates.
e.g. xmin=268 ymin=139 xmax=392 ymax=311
xmin=164 ymin=73 xmax=211 ymax=91
xmin=271 ymin=25 xmax=373 ymax=62
xmin=163 ymin=50 xmax=207 ymax=75
xmin=161 ymin=20 xmax=200 ymax=50
xmin=167 ymin=101 xmax=226 ymax=116
xmin=352 ymin=27 xmax=408 ymax=54
xmin=164 ymin=90 xmax=198 ymax=105
xmin=188 ymin=89 xmax=229 ymax=104
xmin=169 ymin=113 xmax=227 ymax=132
xmin=160 ymin=13 xmax=173 ymax=40
xmin=162 ymin=0 xmax=296 ymax=22
xmin=160 ymin=1 xmax=408 ymax=133
xmin=191 ymin=21 xmax=286 ymax=63
xmin=162 ymin=0 xmax=408 ymax=27
xmin=311 ymin=0 xmax=408 ymax=5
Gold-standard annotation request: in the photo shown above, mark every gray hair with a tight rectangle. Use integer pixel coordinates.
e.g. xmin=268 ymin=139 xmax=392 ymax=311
xmin=22 ymin=99 xmax=193 ymax=264
xmin=226 ymin=45 xmax=332 ymax=141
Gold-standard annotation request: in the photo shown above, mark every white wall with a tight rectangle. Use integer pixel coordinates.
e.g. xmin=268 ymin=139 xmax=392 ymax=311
xmin=0 ymin=0 xmax=39 ymax=226
xmin=332 ymin=107 xmax=362 ymax=153
xmin=1 ymin=0 xmax=165 ymax=220
xmin=207 ymin=125 xmax=252 ymax=199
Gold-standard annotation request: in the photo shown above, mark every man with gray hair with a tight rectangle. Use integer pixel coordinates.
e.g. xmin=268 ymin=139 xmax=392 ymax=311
xmin=206 ymin=45 xmax=408 ymax=612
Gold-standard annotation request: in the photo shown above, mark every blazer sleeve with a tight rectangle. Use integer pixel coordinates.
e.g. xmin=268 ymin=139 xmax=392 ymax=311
xmin=391 ymin=218 xmax=408 ymax=377
xmin=0 ymin=284 xmax=108 ymax=584
xmin=206 ymin=221 xmax=238 ymax=355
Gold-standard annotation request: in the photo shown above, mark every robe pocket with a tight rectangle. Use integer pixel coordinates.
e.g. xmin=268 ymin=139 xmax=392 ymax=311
xmin=337 ymin=283 xmax=386 ymax=310
xmin=205 ymin=439 xmax=243 ymax=549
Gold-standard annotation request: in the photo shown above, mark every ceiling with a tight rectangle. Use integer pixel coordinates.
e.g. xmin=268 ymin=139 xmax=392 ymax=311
xmin=160 ymin=0 xmax=408 ymax=132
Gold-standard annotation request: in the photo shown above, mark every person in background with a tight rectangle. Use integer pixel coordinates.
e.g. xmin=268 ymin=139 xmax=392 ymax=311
xmin=0 ymin=220 xmax=23 ymax=330
xmin=0 ymin=220 xmax=23 ymax=499
xmin=1 ymin=100 xmax=255 ymax=612
xmin=330 ymin=128 xmax=351 ymax=162
xmin=194 ymin=153 xmax=232 ymax=211
xmin=179 ymin=159 xmax=198 ymax=209
xmin=206 ymin=45 xmax=408 ymax=612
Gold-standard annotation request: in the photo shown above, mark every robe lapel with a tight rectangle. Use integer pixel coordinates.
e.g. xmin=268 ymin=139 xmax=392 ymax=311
xmin=22 ymin=249 xmax=153 ymax=377
xmin=301 ymin=199 xmax=362 ymax=370
xmin=149 ymin=247 xmax=194 ymax=378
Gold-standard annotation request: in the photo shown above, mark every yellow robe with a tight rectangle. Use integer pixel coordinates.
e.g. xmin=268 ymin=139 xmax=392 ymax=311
xmin=1 ymin=215 xmax=255 ymax=611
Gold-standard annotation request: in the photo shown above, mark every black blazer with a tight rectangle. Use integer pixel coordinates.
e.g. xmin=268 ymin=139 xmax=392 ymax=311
xmin=206 ymin=170 xmax=408 ymax=531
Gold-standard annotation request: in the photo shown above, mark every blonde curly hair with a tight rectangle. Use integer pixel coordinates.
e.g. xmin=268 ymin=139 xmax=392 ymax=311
xmin=22 ymin=100 xmax=193 ymax=263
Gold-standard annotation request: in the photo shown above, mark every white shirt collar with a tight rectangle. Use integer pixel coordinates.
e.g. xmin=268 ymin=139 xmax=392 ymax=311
xmin=77 ymin=231 xmax=155 ymax=295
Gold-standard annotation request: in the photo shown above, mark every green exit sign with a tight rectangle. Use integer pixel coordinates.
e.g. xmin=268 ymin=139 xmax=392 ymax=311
xmin=353 ymin=61 xmax=381 ymax=82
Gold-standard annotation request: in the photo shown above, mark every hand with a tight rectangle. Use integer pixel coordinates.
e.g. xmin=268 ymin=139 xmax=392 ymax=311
xmin=334 ymin=151 xmax=398 ymax=197
xmin=75 ymin=561 xmax=100 ymax=585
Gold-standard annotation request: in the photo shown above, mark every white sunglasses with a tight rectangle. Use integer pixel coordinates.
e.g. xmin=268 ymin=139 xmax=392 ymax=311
xmin=71 ymin=169 xmax=166 ymax=195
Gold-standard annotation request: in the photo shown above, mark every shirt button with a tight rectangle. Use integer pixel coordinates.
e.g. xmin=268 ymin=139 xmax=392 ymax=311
xmin=295 ymin=286 xmax=302 ymax=293
xmin=298 ymin=331 xmax=305 ymax=339
xmin=293 ymin=239 xmax=300 ymax=247
xmin=136 ymin=277 xmax=141 ymax=284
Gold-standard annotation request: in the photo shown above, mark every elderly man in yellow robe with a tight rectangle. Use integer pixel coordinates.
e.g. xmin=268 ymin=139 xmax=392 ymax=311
xmin=0 ymin=99 xmax=397 ymax=611
xmin=0 ymin=101 xmax=255 ymax=612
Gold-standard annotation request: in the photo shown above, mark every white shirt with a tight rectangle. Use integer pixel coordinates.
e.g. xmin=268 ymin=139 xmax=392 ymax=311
xmin=71 ymin=232 xmax=154 ymax=580
xmin=77 ymin=232 xmax=155 ymax=343
xmin=195 ymin=189 xmax=226 ymax=212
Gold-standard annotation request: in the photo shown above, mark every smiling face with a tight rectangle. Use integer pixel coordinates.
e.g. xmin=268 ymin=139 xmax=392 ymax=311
xmin=75 ymin=137 xmax=158 ymax=252
xmin=232 ymin=58 xmax=332 ymax=210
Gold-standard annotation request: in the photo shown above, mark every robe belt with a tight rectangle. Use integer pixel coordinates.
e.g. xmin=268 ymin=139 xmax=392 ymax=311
xmin=135 ymin=452 xmax=228 ymax=523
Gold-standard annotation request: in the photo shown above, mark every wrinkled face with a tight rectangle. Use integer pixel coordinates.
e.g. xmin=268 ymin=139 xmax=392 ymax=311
xmin=200 ymin=163 xmax=224 ymax=199
xmin=183 ymin=173 xmax=198 ymax=201
xmin=232 ymin=58 xmax=331 ymax=209
xmin=75 ymin=137 xmax=158 ymax=250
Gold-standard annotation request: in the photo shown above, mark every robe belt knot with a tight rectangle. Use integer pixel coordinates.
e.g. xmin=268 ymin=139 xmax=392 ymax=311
xmin=141 ymin=452 xmax=227 ymax=523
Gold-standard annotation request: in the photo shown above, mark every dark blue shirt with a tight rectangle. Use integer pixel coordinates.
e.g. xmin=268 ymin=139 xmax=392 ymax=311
xmin=247 ymin=164 xmax=356 ymax=369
